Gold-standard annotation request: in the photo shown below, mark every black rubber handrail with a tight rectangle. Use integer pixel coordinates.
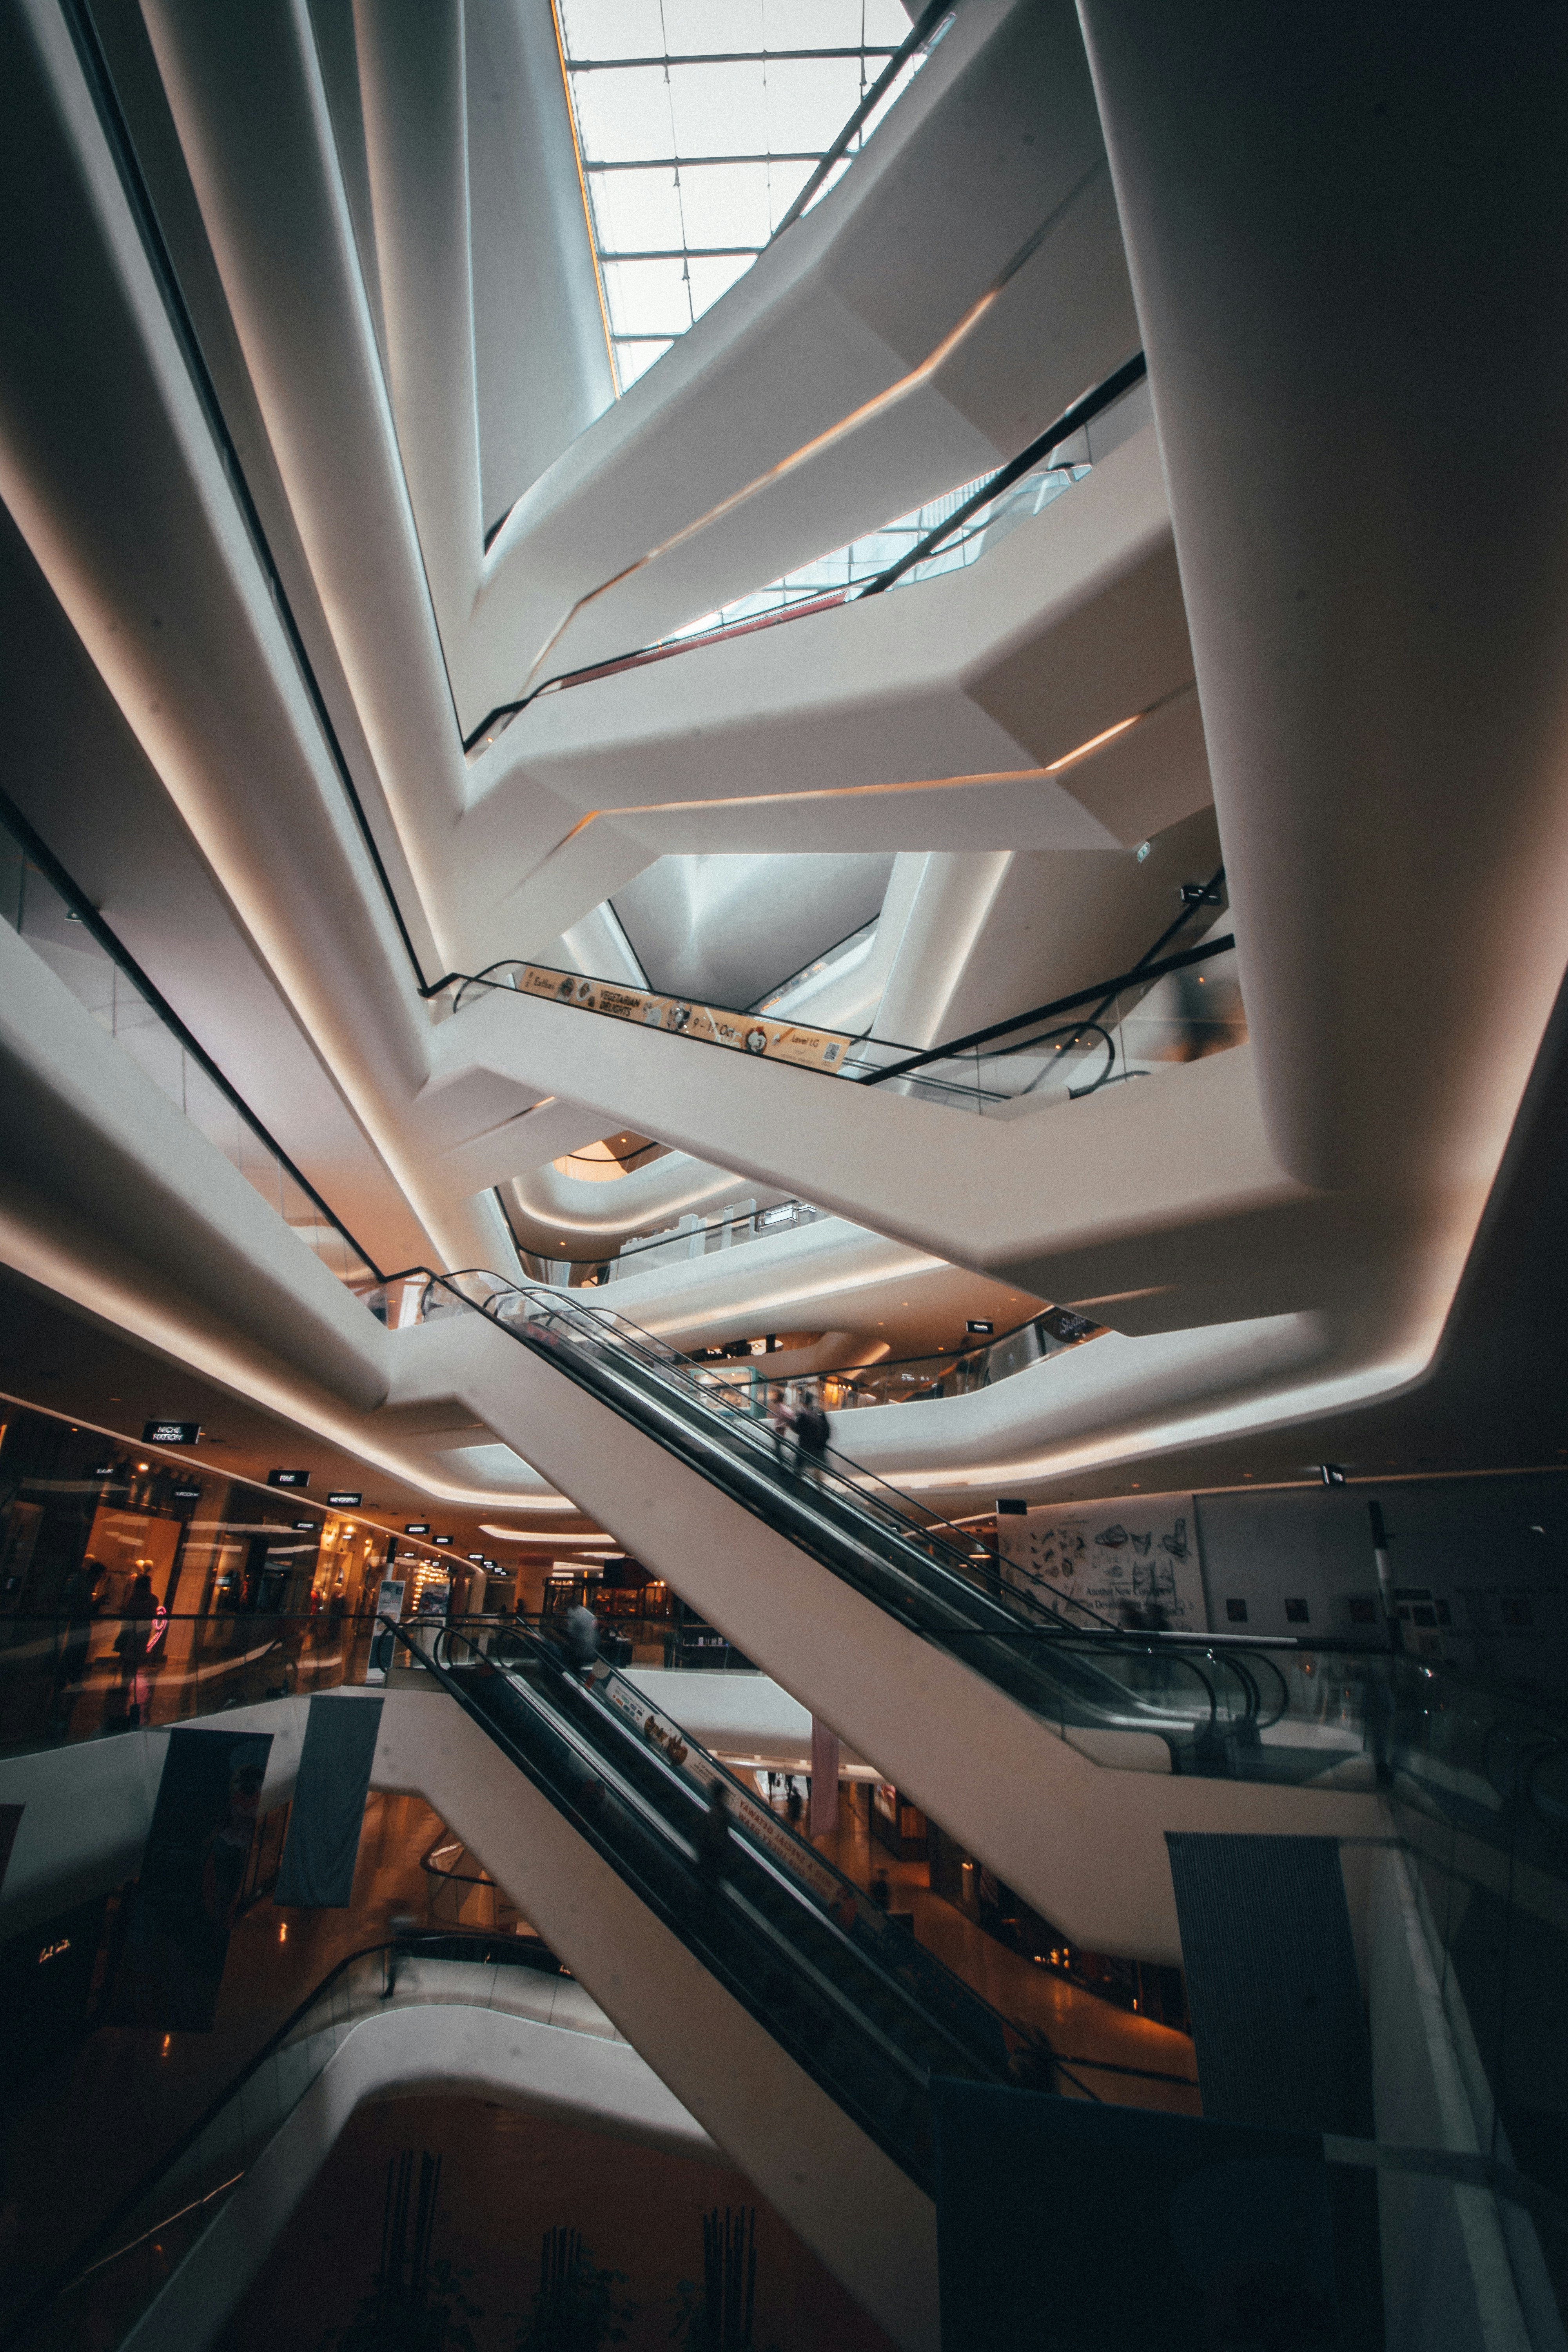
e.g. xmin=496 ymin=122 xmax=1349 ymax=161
xmin=2 ymin=1929 xmax=524 ymax=2348
xmin=769 ymin=0 xmax=957 ymax=241
xmin=0 ymin=787 xmax=384 ymax=1281
xmin=853 ymin=933 xmax=1233 ymax=1087
xmin=857 ymin=351 xmax=1149 ymax=599
xmin=390 ymin=1619 xmax=1040 ymax=2183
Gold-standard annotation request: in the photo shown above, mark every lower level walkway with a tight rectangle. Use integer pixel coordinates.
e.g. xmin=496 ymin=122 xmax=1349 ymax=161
xmin=804 ymin=1782 xmax=1201 ymax=2115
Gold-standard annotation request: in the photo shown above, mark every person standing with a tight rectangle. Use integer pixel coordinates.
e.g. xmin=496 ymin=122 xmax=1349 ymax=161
xmin=695 ymin=1778 xmax=733 ymax=1895
xmin=794 ymin=1399 xmax=830 ymax=1483
xmin=563 ymin=1600 xmax=600 ymax=1681
xmin=115 ymin=1571 xmax=157 ymax=1726
xmin=767 ymin=1389 xmax=796 ymax=1470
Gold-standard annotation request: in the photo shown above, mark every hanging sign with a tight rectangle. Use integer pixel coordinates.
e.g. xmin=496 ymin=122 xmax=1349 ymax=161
xmin=268 ymin=1468 xmax=309 ymax=1489
xmin=510 ymin=964 xmax=855 ymax=1073
xmin=144 ymin=1421 xmax=201 ymax=1446
xmin=996 ymin=1493 xmax=1209 ymax=1632
xmin=326 ymin=1491 xmax=362 ymax=1508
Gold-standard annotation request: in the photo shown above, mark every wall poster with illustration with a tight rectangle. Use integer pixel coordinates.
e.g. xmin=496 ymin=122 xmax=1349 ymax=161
xmin=996 ymin=1495 xmax=1209 ymax=1631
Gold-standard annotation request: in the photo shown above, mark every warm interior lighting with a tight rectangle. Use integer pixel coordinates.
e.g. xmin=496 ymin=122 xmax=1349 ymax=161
xmin=1043 ymin=715 xmax=1141 ymax=774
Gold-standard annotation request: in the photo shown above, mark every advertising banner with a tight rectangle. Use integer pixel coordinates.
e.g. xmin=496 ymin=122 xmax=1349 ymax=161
xmin=110 ymin=1728 xmax=272 ymax=2029
xmin=365 ymin=1577 xmax=406 ymax=1684
xmin=996 ymin=1494 xmax=1207 ymax=1630
xmin=512 ymin=964 xmax=854 ymax=1073
xmin=274 ymin=1696 xmax=384 ymax=1908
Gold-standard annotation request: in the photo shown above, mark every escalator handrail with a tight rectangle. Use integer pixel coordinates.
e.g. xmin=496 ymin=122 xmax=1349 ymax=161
xmin=457 ymin=1271 xmax=1122 ymax=1637
xmin=447 ymin=1632 xmax=946 ymax=2096
xmin=436 ymin=1617 xmax=1045 ymax=2077
xmin=853 ymin=934 xmax=1235 ymax=1089
xmin=3 ymin=1931 xmax=511 ymax=2349
xmin=387 ymin=1622 xmax=1007 ymax=2187
xmin=420 ymin=1277 xmax=1308 ymax=1749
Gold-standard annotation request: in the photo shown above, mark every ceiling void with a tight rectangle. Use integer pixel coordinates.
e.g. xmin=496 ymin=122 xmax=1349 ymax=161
xmin=611 ymin=850 xmax=896 ymax=1007
xmin=557 ymin=0 xmax=922 ymax=388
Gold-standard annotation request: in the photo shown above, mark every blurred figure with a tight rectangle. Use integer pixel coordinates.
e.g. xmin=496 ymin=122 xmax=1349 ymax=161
xmin=794 ymin=1399 xmax=830 ymax=1483
xmin=695 ymin=1779 xmax=733 ymax=1894
xmin=49 ymin=1556 xmax=103 ymax=1736
xmin=563 ymin=1601 xmax=600 ymax=1681
xmin=115 ymin=1571 xmax=158 ymax=1726
xmin=767 ymin=1388 xmax=796 ymax=1470
xmin=785 ymin=1779 xmax=805 ymax=1833
xmin=871 ymin=1867 xmax=892 ymax=1912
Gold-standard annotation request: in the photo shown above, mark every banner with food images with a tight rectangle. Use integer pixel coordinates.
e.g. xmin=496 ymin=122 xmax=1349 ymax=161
xmin=996 ymin=1494 xmax=1209 ymax=1631
xmin=512 ymin=964 xmax=854 ymax=1073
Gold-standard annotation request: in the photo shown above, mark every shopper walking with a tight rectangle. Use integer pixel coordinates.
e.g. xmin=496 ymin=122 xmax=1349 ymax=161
xmin=695 ymin=1778 xmax=733 ymax=1896
xmin=794 ymin=1399 xmax=830 ymax=1483
xmin=563 ymin=1601 xmax=600 ymax=1681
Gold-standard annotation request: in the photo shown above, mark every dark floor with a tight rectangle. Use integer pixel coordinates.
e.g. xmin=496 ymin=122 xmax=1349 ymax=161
xmin=213 ymin=2091 xmax=900 ymax=2352
xmin=0 ymin=1789 xmax=441 ymax=2331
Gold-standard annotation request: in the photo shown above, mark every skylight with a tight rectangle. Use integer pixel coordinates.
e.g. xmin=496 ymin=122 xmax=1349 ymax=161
xmin=555 ymin=0 xmax=930 ymax=390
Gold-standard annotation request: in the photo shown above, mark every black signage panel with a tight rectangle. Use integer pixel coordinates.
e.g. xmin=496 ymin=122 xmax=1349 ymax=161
xmin=466 ymin=1553 xmax=484 ymax=1562
xmin=326 ymin=1492 xmax=362 ymax=1508
xmin=434 ymin=1535 xmax=452 ymax=1546
xmin=996 ymin=1497 xmax=1029 ymax=1516
xmin=143 ymin=1421 xmax=201 ymax=1446
xmin=404 ymin=1523 xmax=430 ymax=1536
xmin=268 ymin=1468 xmax=310 ymax=1489
xmin=90 ymin=1463 xmax=116 ymax=1479
xmin=172 ymin=1484 xmax=202 ymax=1503
xmin=965 ymin=1320 xmax=994 ymax=1336
xmin=292 ymin=1520 xmax=317 ymax=1534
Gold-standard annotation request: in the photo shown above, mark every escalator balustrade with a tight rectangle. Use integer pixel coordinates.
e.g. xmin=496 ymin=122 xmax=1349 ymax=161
xmin=421 ymin=1274 xmax=1284 ymax=1774
xmin=405 ymin=1618 xmax=1045 ymax=2191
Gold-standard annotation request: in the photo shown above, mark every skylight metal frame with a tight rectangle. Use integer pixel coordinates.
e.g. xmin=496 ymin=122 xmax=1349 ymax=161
xmin=552 ymin=1 xmax=932 ymax=390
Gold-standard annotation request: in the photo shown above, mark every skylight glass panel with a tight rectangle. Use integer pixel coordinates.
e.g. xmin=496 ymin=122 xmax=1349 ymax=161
xmin=557 ymin=0 xmax=927 ymax=389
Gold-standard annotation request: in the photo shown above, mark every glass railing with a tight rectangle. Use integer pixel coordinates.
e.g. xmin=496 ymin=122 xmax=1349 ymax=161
xmin=11 ymin=1932 xmax=577 ymax=2352
xmin=417 ymin=1618 xmax=1047 ymax=2190
xmin=1381 ymin=1661 xmax=1568 ymax=2328
xmin=393 ymin=1272 xmax=1394 ymax=1779
xmin=0 ymin=795 xmax=379 ymax=1291
xmin=841 ymin=936 xmax=1245 ymax=1114
xmin=0 ymin=1612 xmax=377 ymax=1757
xmin=466 ymin=354 xmax=1146 ymax=744
xmin=818 ymin=1305 xmax=1105 ymax=1410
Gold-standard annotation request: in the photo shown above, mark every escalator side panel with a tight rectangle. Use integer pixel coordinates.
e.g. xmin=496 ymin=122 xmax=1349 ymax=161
xmin=369 ymin=1689 xmax=940 ymax=2352
xmin=387 ymin=1314 xmax=1386 ymax=1963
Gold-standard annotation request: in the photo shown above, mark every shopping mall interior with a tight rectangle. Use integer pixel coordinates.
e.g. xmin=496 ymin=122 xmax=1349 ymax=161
xmin=0 ymin=1 xmax=1565 ymax=2346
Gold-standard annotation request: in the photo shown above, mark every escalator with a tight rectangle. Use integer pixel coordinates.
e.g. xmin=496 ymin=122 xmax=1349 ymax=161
xmin=390 ymin=1274 xmax=1387 ymax=1959
xmin=417 ymin=1272 xmax=1279 ymax=1775
xmin=410 ymin=1614 xmax=1047 ymax=2198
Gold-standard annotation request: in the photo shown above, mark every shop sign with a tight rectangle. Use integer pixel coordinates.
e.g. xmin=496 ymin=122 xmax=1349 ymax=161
xmin=966 ymin=1320 xmax=994 ymax=1336
xmin=268 ymin=1468 xmax=309 ymax=1488
xmin=404 ymin=1522 xmax=430 ymax=1535
xmin=326 ymin=1491 xmax=361 ymax=1508
xmin=143 ymin=1421 xmax=201 ymax=1445
xmin=291 ymin=1520 xmax=316 ymax=1534
xmin=512 ymin=962 xmax=855 ymax=1073
xmin=466 ymin=1552 xmax=484 ymax=1562
xmin=434 ymin=1535 xmax=453 ymax=1546
xmin=172 ymin=1484 xmax=202 ymax=1503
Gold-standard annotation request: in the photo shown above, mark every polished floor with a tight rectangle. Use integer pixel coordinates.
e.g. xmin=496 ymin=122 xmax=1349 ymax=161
xmin=806 ymin=1782 xmax=1201 ymax=2116
xmin=0 ymin=1789 xmax=442 ymax=2335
